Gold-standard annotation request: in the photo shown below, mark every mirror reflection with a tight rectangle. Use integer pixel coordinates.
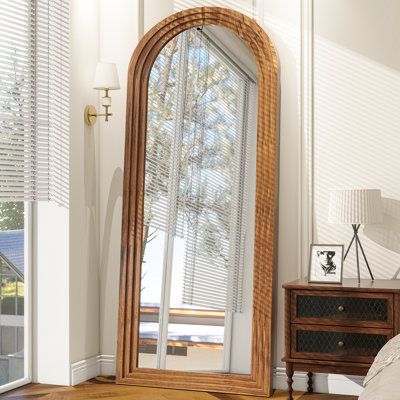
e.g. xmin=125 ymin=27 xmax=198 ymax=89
xmin=138 ymin=25 xmax=258 ymax=374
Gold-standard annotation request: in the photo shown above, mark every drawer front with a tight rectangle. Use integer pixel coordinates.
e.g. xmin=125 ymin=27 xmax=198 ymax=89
xmin=291 ymin=325 xmax=392 ymax=363
xmin=292 ymin=290 xmax=393 ymax=328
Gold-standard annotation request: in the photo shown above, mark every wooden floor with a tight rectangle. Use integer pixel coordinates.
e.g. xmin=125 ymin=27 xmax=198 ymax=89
xmin=1 ymin=376 xmax=358 ymax=399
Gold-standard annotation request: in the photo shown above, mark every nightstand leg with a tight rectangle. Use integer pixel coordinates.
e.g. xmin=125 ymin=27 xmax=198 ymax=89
xmin=286 ymin=362 xmax=294 ymax=400
xmin=307 ymin=372 xmax=313 ymax=393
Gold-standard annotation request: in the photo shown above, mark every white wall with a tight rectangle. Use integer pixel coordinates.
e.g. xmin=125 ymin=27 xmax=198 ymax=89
xmin=312 ymin=0 xmax=400 ymax=279
xmin=69 ymin=0 xmax=101 ymax=367
xmin=98 ymin=0 xmax=139 ymax=356
xmin=35 ymin=203 xmax=70 ymax=385
xmin=34 ymin=0 xmax=101 ymax=385
xmin=97 ymin=0 xmax=302 ymax=373
xmin=260 ymin=0 xmax=301 ymax=369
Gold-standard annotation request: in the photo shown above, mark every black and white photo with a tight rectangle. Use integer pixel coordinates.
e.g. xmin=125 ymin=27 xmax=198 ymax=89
xmin=308 ymin=244 xmax=344 ymax=283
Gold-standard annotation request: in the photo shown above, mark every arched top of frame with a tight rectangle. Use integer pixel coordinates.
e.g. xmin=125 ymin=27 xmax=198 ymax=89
xmin=128 ymin=7 xmax=278 ymax=89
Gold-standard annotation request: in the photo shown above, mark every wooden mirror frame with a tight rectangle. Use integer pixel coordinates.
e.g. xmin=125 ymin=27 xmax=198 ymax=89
xmin=117 ymin=7 xmax=279 ymax=396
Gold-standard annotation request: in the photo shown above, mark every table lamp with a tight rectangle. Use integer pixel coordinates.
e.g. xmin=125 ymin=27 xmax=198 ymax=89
xmin=328 ymin=189 xmax=383 ymax=284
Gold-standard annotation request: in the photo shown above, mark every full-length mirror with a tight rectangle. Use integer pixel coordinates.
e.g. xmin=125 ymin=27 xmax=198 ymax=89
xmin=139 ymin=25 xmax=257 ymax=374
xmin=118 ymin=7 xmax=278 ymax=396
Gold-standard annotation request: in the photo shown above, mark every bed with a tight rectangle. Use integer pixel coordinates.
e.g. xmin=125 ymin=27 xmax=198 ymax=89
xmin=359 ymin=334 xmax=400 ymax=400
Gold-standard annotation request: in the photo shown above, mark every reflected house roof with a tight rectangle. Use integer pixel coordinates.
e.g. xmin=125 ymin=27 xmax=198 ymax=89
xmin=0 ymin=229 xmax=24 ymax=279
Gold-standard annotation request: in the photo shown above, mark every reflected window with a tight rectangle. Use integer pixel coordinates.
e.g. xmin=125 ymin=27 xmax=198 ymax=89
xmin=139 ymin=26 xmax=257 ymax=373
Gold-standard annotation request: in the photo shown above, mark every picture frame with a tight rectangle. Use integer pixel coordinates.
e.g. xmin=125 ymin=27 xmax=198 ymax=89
xmin=308 ymin=244 xmax=344 ymax=284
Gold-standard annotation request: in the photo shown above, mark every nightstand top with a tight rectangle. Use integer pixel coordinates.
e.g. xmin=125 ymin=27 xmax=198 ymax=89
xmin=283 ymin=278 xmax=400 ymax=292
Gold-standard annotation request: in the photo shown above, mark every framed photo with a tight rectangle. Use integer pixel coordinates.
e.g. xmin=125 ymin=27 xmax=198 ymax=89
xmin=308 ymin=244 xmax=344 ymax=284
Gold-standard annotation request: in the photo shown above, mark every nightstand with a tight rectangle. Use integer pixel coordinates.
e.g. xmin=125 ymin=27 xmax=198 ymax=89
xmin=282 ymin=278 xmax=400 ymax=400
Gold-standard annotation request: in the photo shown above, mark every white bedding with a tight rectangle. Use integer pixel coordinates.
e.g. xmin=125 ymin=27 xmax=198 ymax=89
xmin=360 ymin=334 xmax=400 ymax=400
xmin=359 ymin=359 xmax=400 ymax=400
xmin=364 ymin=334 xmax=400 ymax=386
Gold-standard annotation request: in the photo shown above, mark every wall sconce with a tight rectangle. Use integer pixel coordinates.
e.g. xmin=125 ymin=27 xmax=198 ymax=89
xmin=84 ymin=62 xmax=120 ymax=125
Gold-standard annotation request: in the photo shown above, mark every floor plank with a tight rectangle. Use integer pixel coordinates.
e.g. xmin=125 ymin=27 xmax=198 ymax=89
xmin=1 ymin=377 xmax=358 ymax=399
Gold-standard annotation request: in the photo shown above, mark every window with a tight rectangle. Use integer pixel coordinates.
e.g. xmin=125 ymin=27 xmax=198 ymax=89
xmin=0 ymin=0 xmax=69 ymax=392
xmin=0 ymin=203 xmax=25 ymax=387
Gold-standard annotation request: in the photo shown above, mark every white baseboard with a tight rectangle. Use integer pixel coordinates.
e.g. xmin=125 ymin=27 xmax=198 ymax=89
xmin=100 ymin=354 xmax=117 ymax=376
xmin=70 ymin=355 xmax=101 ymax=386
xmin=71 ymin=356 xmax=364 ymax=396
xmin=70 ymin=355 xmax=118 ymax=385
xmin=71 ymin=354 xmax=117 ymax=385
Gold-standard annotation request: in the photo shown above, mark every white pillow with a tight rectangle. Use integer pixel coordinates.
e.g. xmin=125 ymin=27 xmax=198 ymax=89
xmin=360 ymin=359 xmax=400 ymax=400
xmin=364 ymin=334 xmax=400 ymax=387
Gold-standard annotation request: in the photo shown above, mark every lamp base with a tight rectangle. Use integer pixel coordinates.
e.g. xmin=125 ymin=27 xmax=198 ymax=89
xmin=84 ymin=105 xmax=97 ymax=125
xmin=344 ymin=224 xmax=374 ymax=284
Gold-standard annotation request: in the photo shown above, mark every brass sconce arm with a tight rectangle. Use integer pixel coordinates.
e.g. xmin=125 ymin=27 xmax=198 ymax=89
xmin=84 ymin=89 xmax=114 ymax=125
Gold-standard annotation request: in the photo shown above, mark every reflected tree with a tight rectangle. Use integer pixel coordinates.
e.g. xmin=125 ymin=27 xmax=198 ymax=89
xmin=143 ymin=30 xmax=241 ymax=265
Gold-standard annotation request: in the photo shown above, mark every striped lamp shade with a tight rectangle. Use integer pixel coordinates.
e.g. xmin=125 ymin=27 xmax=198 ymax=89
xmin=329 ymin=189 xmax=383 ymax=224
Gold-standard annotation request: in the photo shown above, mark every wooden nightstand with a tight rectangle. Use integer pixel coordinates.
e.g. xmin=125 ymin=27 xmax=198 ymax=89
xmin=282 ymin=278 xmax=400 ymax=400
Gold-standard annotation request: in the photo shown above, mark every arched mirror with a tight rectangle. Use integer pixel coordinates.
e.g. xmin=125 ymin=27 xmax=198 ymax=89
xmin=117 ymin=7 xmax=279 ymax=396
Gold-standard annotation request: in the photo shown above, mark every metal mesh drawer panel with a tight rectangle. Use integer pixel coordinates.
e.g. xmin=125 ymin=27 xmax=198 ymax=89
xmin=296 ymin=330 xmax=387 ymax=357
xmin=297 ymin=295 xmax=388 ymax=321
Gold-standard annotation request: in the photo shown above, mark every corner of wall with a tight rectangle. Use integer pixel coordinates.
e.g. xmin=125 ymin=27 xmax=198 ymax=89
xmin=68 ymin=0 xmax=101 ymax=375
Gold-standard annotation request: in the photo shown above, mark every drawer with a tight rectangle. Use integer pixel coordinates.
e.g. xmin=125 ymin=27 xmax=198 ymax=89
xmin=291 ymin=290 xmax=393 ymax=328
xmin=291 ymin=325 xmax=392 ymax=363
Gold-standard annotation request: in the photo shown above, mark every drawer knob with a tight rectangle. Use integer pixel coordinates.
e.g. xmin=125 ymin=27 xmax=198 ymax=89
xmin=338 ymin=305 xmax=345 ymax=312
xmin=338 ymin=340 xmax=345 ymax=348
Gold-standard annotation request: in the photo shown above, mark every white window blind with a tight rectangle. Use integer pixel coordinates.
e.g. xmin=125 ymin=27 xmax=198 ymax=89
xmin=0 ymin=0 xmax=69 ymax=205
xmin=144 ymin=28 xmax=255 ymax=312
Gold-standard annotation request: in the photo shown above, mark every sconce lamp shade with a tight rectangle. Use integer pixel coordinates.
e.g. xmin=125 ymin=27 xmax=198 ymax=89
xmin=328 ymin=189 xmax=383 ymax=225
xmin=93 ymin=62 xmax=120 ymax=90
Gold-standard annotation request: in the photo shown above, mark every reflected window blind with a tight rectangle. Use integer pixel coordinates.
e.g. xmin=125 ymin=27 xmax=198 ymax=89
xmin=180 ymin=30 xmax=251 ymax=313
xmin=0 ymin=0 xmax=69 ymax=205
xmin=144 ymin=33 xmax=185 ymax=236
xmin=144 ymin=28 xmax=254 ymax=312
